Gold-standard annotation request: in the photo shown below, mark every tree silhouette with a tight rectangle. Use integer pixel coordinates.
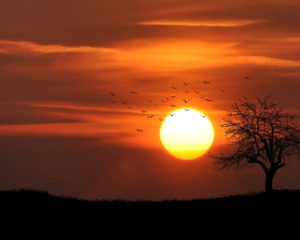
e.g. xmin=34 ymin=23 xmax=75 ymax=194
xmin=207 ymin=95 xmax=300 ymax=193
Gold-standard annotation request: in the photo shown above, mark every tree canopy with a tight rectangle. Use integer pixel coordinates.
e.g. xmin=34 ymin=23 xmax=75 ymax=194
xmin=207 ymin=95 xmax=300 ymax=192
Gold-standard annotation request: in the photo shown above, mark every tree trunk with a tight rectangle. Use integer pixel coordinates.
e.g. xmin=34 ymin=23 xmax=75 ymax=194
xmin=265 ymin=171 xmax=275 ymax=193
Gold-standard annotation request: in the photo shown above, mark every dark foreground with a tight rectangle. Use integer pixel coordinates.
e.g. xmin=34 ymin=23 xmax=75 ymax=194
xmin=1 ymin=188 xmax=300 ymax=216
xmin=1 ymin=189 xmax=298 ymax=235
xmin=1 ymin=188 xmax=299 ymax=233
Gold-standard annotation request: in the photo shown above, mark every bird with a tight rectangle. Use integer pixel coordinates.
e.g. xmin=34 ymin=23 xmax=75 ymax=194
xmin=136 ymin=129 xmax=143 ymax=132
xmin=195 ymin=91 xmax=200 ymax=94
xmin=110 ymin=92 xmax=116 ymax=96
xmin=141 ymin=110 xmax=147 ymax=113
xmin=121 ymin=101 xmax=128 ymax=104
xmin=130 ymin=91 xmax=138 ymax=94
xmin=171 ymin=87 xmax=177 ymax=89
xmin=183 ymin=99 xmax=190 ymax=103
xmin=170 ymin=96 xmax=176 ymax=98
xmin=221 ymin=89 xmax=225 ymax=92
xmin=171 ymin=104 xmax=176 ymax=107
xmin=184 ymin=109 xmax=190 ymax=111
xmin=161 ymin=100 xmax=166 ymax=103
xmin=147 ymin=115 xmax=154 ymax=119
xmin=205 ymin=99 xmax=213 ymax=102
xmin=128 ymin=106 xmax=132 ymax=109
xmin=245 ymin=77 xmax=250 ymax=79
xmin=148 ymin=100 xmax=152 ymax=103
xmin=200 ymin=114 xmax=206 ymax=118
xmin=183 ymin=82 xmax=189 ymax=86
xmin=166 ymin=97 xmax=169 ymax=101
xmin=158 ymin=118 xmax=165 ymax=121
xmin=169 ymin=114 xmax=176 ymax=116
xmin=184 ymin=91 xmax=189 ymax=93
xmin=203 ymin=81 xmax=210 ymax=84
xmin=112 ymin=101 xmax=117 ymax=103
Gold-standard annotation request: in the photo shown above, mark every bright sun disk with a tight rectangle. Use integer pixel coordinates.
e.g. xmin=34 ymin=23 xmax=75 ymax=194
xmin=160 ymin=108 xmax=214 ymax=160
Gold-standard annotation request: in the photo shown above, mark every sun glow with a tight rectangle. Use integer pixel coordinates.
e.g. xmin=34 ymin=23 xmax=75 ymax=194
xmin=160 ymin=108 xmax=214 ymax=160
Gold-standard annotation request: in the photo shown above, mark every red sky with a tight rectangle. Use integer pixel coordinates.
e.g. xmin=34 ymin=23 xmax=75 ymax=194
xmin=1 ymin=0 xmax=300 ymax=200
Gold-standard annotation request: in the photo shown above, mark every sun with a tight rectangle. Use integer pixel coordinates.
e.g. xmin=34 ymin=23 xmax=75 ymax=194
xmin=160 ymin=108 xmax=214 ymax=160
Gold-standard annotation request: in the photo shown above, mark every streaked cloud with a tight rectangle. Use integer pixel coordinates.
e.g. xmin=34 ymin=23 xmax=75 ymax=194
xmin=0 ymin=39 xmax=119 ymax=55
xmin=138 ymin=19 xmax=268 ymax=27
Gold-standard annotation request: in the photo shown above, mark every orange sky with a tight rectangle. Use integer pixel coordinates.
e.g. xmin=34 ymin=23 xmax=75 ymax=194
xmin=1 ymin=0 xmax=300 ymax=200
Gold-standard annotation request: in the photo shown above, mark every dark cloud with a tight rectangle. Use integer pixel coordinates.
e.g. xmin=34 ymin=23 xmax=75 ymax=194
xmin=1 ymin=1 xmax=300 ymax=46
xmin=0 ymin=102 xmax=83 ymax=125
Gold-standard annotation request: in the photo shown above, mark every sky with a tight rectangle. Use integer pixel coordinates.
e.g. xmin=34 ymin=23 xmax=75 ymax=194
xmin=1 ymin=0 xmax=300 ymax=201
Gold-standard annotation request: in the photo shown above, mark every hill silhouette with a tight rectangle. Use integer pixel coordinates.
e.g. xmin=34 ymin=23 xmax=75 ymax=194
xmin=1 ymin=188 xmax=300 ymax=216
xmin=1 ymin=188 xmax=300 ymax=232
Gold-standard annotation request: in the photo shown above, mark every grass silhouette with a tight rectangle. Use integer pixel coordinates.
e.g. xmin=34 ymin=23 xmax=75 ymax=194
xmin=1 ymin=188 xmax=299 ymax=231
xmin=1 ymin=188 xmax=300 ymax=213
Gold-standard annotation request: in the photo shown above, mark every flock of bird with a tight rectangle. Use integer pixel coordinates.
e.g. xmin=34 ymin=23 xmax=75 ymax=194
xmin=109 ymin=77 xmax=251 ymax=133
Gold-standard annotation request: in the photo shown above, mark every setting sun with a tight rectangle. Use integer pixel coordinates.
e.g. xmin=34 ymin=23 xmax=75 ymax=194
xmin=160 ymin=108 xmax=214 ymax=160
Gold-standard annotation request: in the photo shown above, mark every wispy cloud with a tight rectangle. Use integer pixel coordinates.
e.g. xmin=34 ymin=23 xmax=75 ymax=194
xmin=138 ymin=19 xmax=268 ymax=27
xmin=0 ymin=39 xmax=119 ymax=55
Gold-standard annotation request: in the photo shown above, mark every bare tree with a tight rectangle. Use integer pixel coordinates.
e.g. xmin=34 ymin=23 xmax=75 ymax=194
xmin=207 ymin=95 xmax=300 ymax=193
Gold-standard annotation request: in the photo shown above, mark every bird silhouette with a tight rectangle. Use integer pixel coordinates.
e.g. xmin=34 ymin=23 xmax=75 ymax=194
xmin=161 ymin=100 xmax=166 ymax=103
xmin=158 ymin=118 xmax=165 ymax=121
xmin=171 ymin=104 xmax=176 ymax=107
xmin=148 ymin=100 xmax=152 ymax=103
xmin=221 ymin=89 xmax=225 ymax=92
xmin=136 ymin=129 xmax=143 ymax=132
xmin=110 ymin=92 xmax=116 ymax=96
xmin=130 ymin=91 xmax=138 ymax=94
xmin=183 ymin=99 xmax=190 ymax=103
xmin=195 ymin=91 xmax=200 ymax=94
xmin=184 ymin=109 xmax=190 ymax=111
xmin=166 ymin=97 xmax=169 ymax=101
xmin=184 ymin=91 xmax=189 ymax=93
xmin=170 ymin=96 xmax=176 ymax=98
xmin=200 ymin=114 xmax=206 ymax=118
xmin=183 ymin=82 xmax=189 ymax=86
xmin=169 ymin=114 xmax=176 ymax=116
xmin=203 ymin=81 xmax=210 ymax=84
xmin=112 ymin=101 xmax=117 ymax=103
xmin=171 ymin=87 xmax=177 ymax=89
xmin=121 ymin=101 xmax=128 ymax=104
xmin=245 ymin=77 xmax=250 ymax=79
xmin=128 ymin=106 xmax=132 ymax=109
xmin=141 ymin=110 xmax=147 ymax=113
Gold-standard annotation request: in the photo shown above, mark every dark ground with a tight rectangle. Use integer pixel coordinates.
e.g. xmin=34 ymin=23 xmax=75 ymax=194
xmin=1 ymin=188 xmax=299 ymax=233
xmin=1 ymin=188 xmax=299 ymax=214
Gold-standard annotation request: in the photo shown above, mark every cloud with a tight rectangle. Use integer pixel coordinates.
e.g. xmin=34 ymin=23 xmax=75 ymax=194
xmin=0 ymin=39 xmax=118 ymax=55
xmin=1 ymin=0 xmax=300 ymax=47
xmin=138 ymin=19 xmax=268 ymax=27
